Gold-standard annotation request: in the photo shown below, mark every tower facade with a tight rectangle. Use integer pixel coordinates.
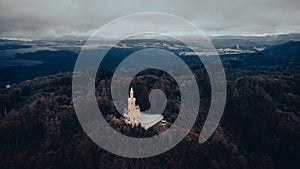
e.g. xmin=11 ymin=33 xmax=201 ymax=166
xmin=124 ymin=87 xmax=141 ymax=126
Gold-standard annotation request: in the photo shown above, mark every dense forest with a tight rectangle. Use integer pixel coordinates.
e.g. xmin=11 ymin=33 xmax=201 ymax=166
xmin=0 ymin=40 xmax=299 ymax=169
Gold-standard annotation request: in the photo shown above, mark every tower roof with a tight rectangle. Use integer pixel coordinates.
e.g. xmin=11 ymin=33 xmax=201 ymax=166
xmin=130 ymin=87 xmax=134 ymax=98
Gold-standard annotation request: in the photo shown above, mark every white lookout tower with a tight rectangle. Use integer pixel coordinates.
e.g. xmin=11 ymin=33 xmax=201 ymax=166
xmin=124 ymin=87 xmax=164 ymax=130
xmin=124 ymin=87 xmax=141 ymax=126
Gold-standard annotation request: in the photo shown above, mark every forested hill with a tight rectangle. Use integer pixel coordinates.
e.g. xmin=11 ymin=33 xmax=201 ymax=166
xmin=0 ymin=40 xmax=299 ymax=169
xmin=0 ymin=60 xmax=299 ymax=168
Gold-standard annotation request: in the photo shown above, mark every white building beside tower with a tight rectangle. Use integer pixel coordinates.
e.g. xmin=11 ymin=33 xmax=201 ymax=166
xmin=124 ymin=87 xmax=164 ymax=130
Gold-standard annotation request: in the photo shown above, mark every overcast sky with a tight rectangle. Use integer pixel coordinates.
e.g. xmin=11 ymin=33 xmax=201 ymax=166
xmin=0 ymin=0 xmax=299 ymax=39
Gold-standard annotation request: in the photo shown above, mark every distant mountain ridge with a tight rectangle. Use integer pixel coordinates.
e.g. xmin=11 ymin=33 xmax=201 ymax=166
xmin=211 ymin=33 xmax=300 ymax=49
xmin=262 ymin=40 xmax=300 ymax=58
xmin=226 ymin=40 xmax=300 ymax=69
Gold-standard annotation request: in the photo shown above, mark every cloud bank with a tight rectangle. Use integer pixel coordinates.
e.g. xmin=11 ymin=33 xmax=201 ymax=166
xmin=0 ymin=0 xmax=299 ymax=39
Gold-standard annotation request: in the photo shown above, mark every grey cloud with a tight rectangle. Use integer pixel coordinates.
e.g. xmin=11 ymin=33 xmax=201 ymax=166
xmin=0 ymin=0 xmax=299 ymax=39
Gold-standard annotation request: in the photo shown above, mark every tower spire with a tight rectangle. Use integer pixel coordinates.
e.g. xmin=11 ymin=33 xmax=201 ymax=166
xmin=130 ymin=87 xmax=134 ymax=98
